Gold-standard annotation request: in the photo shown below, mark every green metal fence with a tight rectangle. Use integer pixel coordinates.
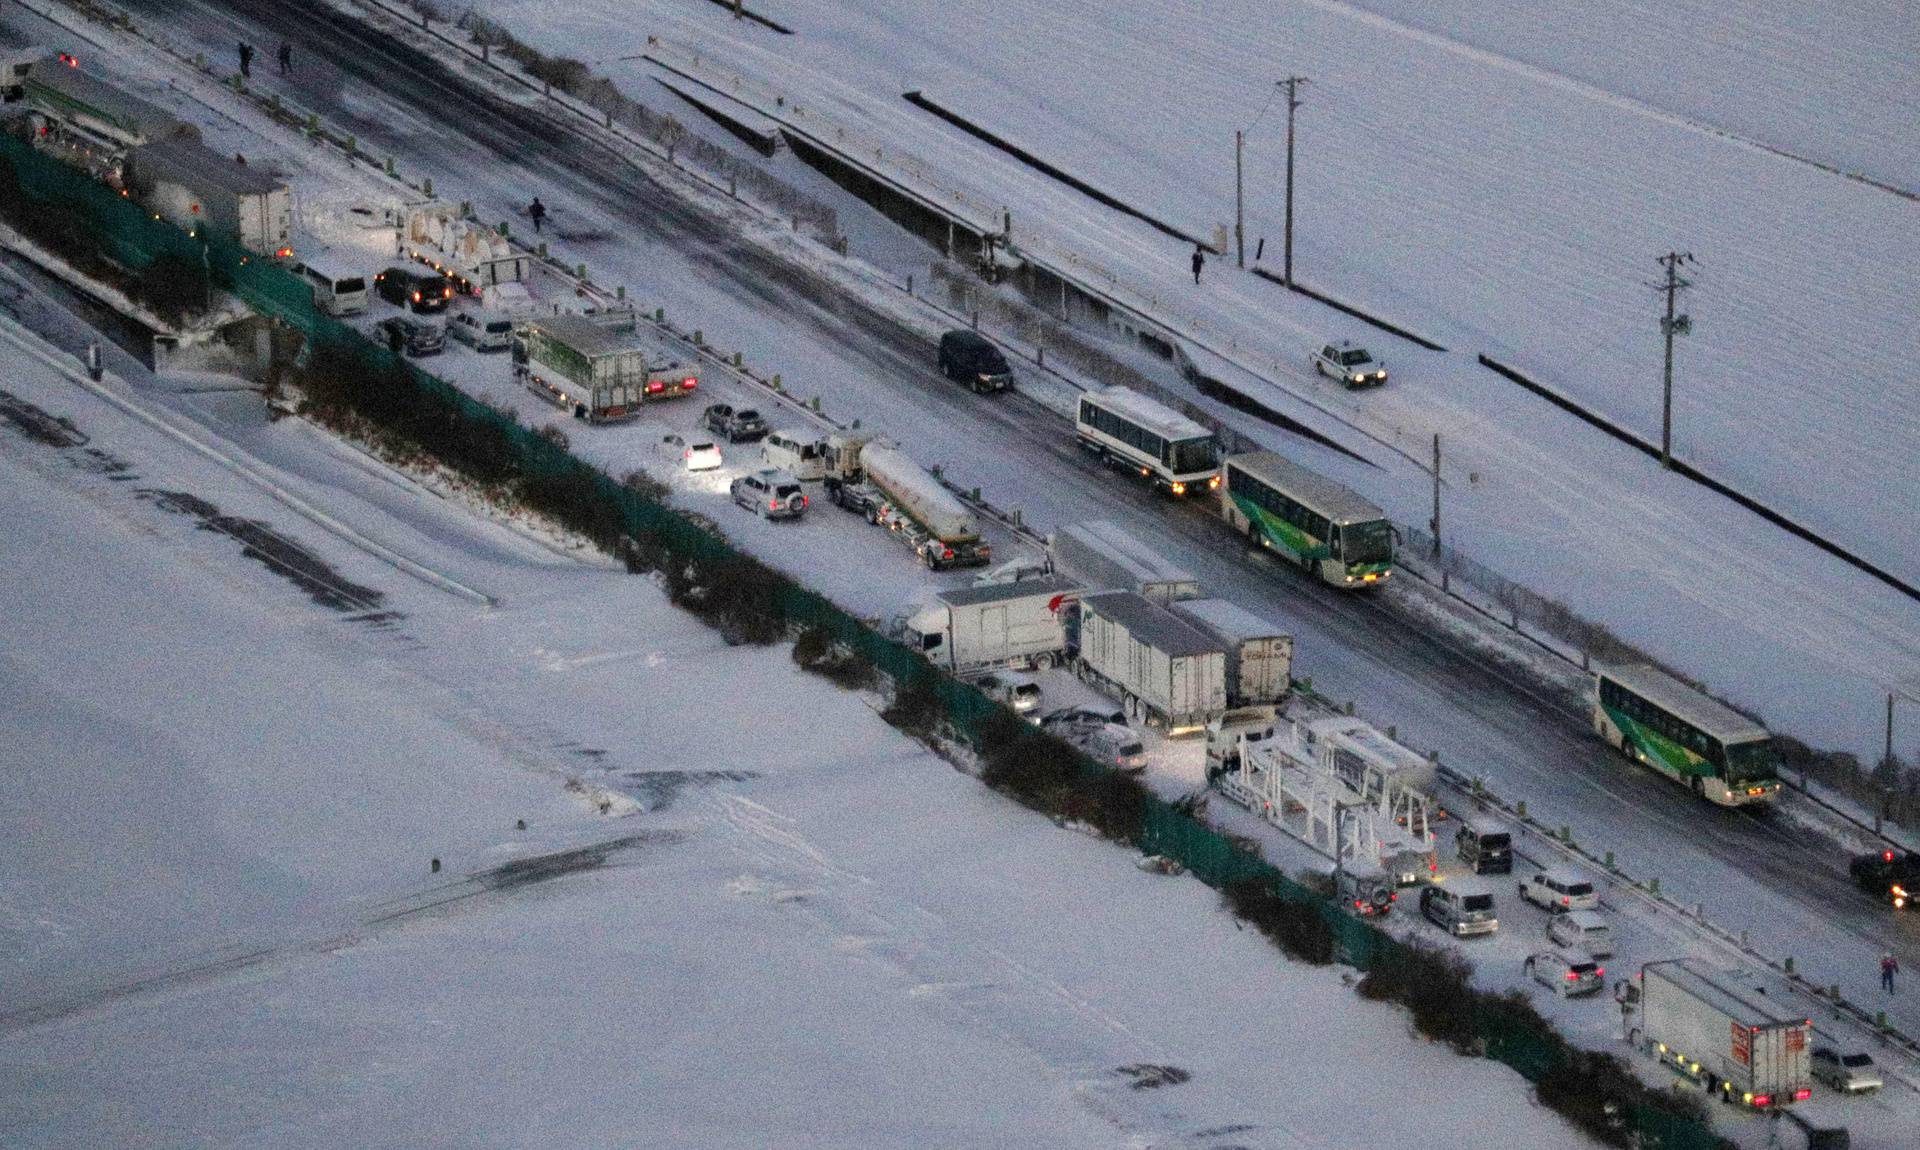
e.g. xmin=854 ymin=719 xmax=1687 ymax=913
xmin=0 ymin=130 xmax=1725 ymax=1149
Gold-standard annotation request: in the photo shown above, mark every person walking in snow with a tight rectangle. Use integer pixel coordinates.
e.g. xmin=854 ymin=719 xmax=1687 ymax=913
xmin=528 ymin=197 xmax=547 ymax=234
xmin=1883 ymin=952 xmax=1900 ymax=994
xmin=277 ymin=41 xmax=292 ymax=76
xmin=1190 ymin=244 xmax=1205 ymax=285
xmin=237 ymin=42 xmax=254 ymax=79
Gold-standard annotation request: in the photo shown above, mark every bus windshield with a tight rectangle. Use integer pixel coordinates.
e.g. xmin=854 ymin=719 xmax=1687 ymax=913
xmin=1339 ymin=520 xmax=1393 ymax=565
xmin=1722 ymin=738 xmax=1779 ymax=784
xmin=1166 ymin=436 xmax=1218 ymax=475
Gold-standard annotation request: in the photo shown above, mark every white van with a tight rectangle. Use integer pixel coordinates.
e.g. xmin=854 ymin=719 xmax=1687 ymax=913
xmin=760 ymin=429 xmax=827 ymax=481
xmin=1545 ymin=909 xmax=1613 ymax=958
xmin=297 ymin=254 xmax=369 ymax=317
xmin=447 ymin=308 xmax=515 ymax=352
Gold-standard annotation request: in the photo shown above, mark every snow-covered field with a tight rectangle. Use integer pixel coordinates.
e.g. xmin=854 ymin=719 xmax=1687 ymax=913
xmin=0 ymin=314 xmax=1613 ymax=1148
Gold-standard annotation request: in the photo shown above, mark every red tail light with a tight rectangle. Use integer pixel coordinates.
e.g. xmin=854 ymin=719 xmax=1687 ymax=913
xmin=1594 ymin=967 xmax=1604 ymax=977
xmin=59 ymin=53 xmax=78 ymax=67
xmin=1564 ymin=971 xmax=1577 ymax=981
xmin=412 ymin=290 xmax=422 ymax=302
xmin=443 ymin=286 xmax=453 ymax=298
xmin=683 ymin=377 xmax=697 ymax=389
xmin=943 ymin=549 xmax=954 ymax=560
xmin=1752 ymin=1095 xmax=1771 ymax=1107
xmin=769 ymin=500 xmax=780 ymax=511
xmin=799 ymin=496 xmax=808 ymax=508
xmin=1793 ymin=1088 xmax=1810 ymax=1101
xmin=1886 ymin=850 xmax=1897 ymax=862
xmin=646 ymin=381 xmax=665 ymax=393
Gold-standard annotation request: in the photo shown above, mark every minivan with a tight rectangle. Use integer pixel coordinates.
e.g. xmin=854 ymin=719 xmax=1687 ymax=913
xmin=938 ymin=329 xmax=1013 ymax=393
xmin=375 ymin=265 xmax=452 ymax=314
xmin=1545 ymin=909 xmax=1613 ymax=958
xmin=1420 ymin=882 xmax=1498 ymax=937
xmin=1068 ymin=722 xmax=1147 ymax=772
xmin=448 ymin=309 xmax=515 ymax=352
xmin=1455 ymin=819 xmax=1513 ymax=875
xmin=298 ymin=256 xmax=368 ymax=317
xmin=1518 ymin=868 xmax=1600 ymax=913
xmin=761 ymin=429 xmax=827 ymax=481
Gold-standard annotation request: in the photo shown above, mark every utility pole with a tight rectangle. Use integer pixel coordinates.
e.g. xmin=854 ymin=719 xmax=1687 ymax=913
xmin=1655 ymin=251 xmax=1695 ymax=469
xmin=1429 ymin=433 xmax=1441 ymax=559
xmin=1282 ymin=75 xmax=1308 ymax=287
xmin=1235 ymin=130 xmax=1245 ymax=268
xmin=1890 ymin=692 xmax=1898 ymax=771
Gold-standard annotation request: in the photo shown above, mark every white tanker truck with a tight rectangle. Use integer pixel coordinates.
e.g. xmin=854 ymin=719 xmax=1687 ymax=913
xmin=819 ymin=435 xmax=990 ymax=570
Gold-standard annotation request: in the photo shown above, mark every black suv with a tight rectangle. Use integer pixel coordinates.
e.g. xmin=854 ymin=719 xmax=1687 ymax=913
xmin=375 ymin=266 xmax=452 ymax=314
xmin=1851 ymin=849 xmax=1920 ymax=908
xmin=701 ymin=402 xmax=768 ymax=443
xmin=938 ymin=329 xmax=1012 ymax=394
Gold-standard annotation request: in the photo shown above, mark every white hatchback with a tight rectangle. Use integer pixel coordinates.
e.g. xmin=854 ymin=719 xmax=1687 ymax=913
xmin=1525 ymin=951 xmax=1605 ymax=998
xmin=661 ymin=433 xmax=722 ymax=472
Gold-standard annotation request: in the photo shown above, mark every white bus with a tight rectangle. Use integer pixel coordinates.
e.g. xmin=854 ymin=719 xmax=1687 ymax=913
xmin=295 ymin=252 xmax=369 ymax=317
xmin=1074 ymin=386 xmax=1220 ymax=497
xmin=1221 ymin=451 xmax=1393 ymax=588
xmin=1593 ymin=664 xmax=1782 ymax=807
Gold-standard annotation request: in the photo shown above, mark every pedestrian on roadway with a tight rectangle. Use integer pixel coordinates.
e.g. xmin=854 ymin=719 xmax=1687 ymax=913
xmin=278 ymin=41 xmax=292 ymax=77
xmin=528 ymin=197 xmax=547 ymax=234
xmin=237 ymin=42 xmax=254 ymax=79
xmin=1883 ymin=952 xmax=1900 ymax=994
xmin=1190 ymin=244 xmax=1205 ymax=285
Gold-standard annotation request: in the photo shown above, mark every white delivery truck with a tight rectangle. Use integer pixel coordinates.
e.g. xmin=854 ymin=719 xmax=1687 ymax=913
xmin=824 ymin=437 xmax=991 ymax=570
xmin=1048 ymin=520 xmax=1200 ymax=605
xmin=1637 ymin=959 xmax=1812 ymax=1110
xmin=1168 ymin=597 xmax=1293 ymax=706
xmin=1076 ymin=590 xmax=1227 ymax=733
xmin=901 ymin=575 xmax=1083 ymax=675
xmin=513 ymin=311 xmax=698 ymax=423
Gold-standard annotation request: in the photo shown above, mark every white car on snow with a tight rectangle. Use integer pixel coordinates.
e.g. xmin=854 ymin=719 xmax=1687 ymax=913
xmin=1312 ymin=341 xmax=1388 ymax=388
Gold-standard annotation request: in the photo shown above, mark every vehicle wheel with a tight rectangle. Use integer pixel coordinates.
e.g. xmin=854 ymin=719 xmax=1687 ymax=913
xmin=1032 ymin=652 xmax=1055 ymax=672
xmin=1690 ymin=776 xmax=1705 ymax=796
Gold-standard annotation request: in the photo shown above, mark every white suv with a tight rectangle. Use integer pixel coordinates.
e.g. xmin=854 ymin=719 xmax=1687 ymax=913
xmin=731 ymin=468 xmax=808 ymax=519
xmin=1312 ymin=341 xmax=1388 ymax=388
xmin=1518 ymin=868 xmax=1600 ymax=913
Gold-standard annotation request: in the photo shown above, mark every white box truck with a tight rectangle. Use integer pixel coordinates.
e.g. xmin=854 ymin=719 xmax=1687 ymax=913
xmin=901 ymin=575 xmax=1082 ymax=675
xmin=1637 ymin=959 xmax=1812 ymax=1110
xmin=1048 ymin=520 xmax=1200 ymax=605
xmin=1169 ymin=597 xmax=1293 ymax=705
xmin=1076 ymin=590 xmax=1227 ymax=733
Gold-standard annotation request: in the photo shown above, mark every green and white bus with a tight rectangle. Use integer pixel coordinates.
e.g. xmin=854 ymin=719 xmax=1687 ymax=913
xmin=1593 ymin=664 xmax=1782 ymax=806
xmin=1220 ymin=451 xmax=1393 ymax=588
xmin=1075 ymin=386 xmax=1221 ymax=497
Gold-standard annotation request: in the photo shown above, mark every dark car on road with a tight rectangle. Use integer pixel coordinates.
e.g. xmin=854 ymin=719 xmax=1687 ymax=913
xmin=1851 ymin=849 xmax=1920 ymax=908
xmin=938 ymin=329 xmax=1012 ymax=394
xmin=375 ymin=265 xmax=452 ymax=314
xmin=702 ymin=402 xmax=769 ymax=443
xmin=375 ymin=314 xmax=445 ymax=357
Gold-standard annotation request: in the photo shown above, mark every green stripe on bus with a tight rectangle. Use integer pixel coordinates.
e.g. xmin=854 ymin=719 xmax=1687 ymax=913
xmin=1231 ymin=493 xmax=1330 ymax=561
xmin=1606 ymin=707 xmax=1712 ymax=779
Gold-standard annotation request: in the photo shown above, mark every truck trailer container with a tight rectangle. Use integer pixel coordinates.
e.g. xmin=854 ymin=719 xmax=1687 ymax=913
xmin=1048 ymin=520 xmax=1200 ymax=605
xmin=124 ymin=136 xmax=292 ymax=255
xmin=513 ymin=311 xmax=698 ymax=423
xmin=1168 ymin=596 xmax=1293 ymax=705
xmin=901 ymin=575 xmax=1082 ymax=675
xmin=1076 ymin=590 xmax=1227 ymax=732
xmin=1637 ymin=958 xmax=1812 ymax=1109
